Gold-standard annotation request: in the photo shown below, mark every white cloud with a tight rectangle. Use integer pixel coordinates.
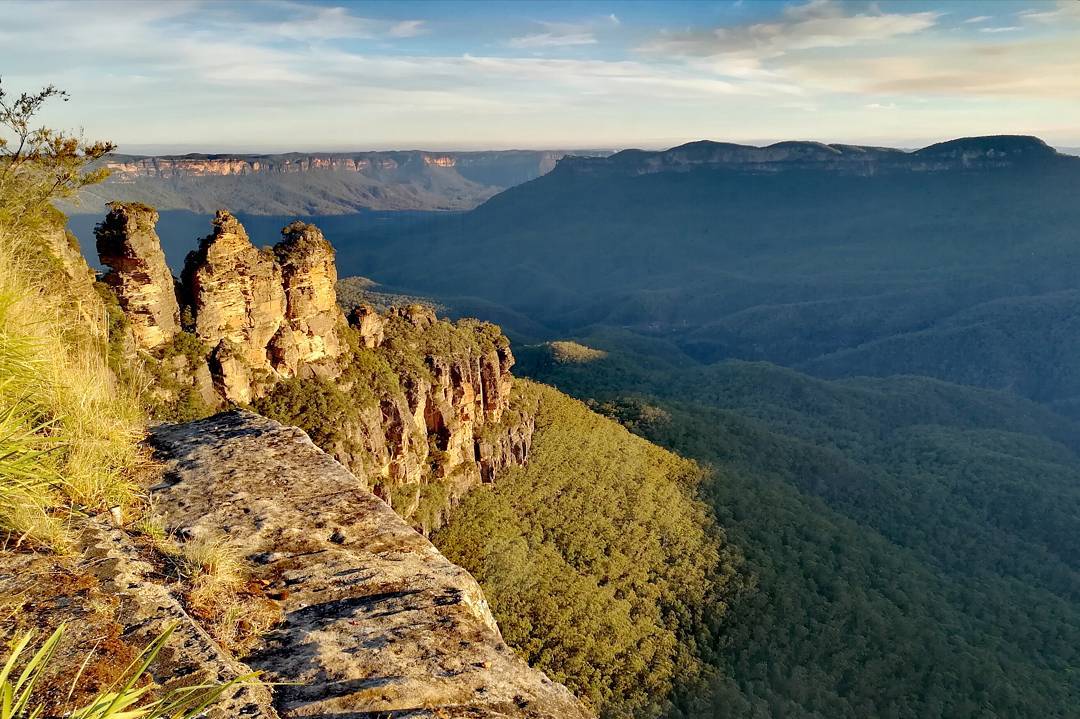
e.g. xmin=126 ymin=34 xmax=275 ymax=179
xmin=963 ymin=15 xmax=993 ymax=24
xmin=1019 ymin=1 xmax=1080 ymax=24
xmin=389 ymin=20 xmax=428 ymax=38
xmin=980 ymin=26 xmax=1022 ymax=33
xmin=507 ymin=31 xmax=597 ymax=49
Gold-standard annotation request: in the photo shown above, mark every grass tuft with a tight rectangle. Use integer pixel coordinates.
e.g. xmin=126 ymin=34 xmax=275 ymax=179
xmin=178 ymin=537 xmax=282 ymax=655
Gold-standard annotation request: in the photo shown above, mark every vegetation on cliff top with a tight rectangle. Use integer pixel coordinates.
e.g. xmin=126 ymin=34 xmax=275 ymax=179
xmin=0 ymin=80 xmax=146 ymax=548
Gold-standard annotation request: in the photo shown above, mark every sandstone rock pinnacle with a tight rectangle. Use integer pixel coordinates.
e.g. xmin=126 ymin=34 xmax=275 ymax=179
xmin=181 ymin=210 xmax=286 ymax=401
xmin=95 ymin=202 xmax=180 ymax=350
xmin=269 ymin=221 xmax=344 ymax=376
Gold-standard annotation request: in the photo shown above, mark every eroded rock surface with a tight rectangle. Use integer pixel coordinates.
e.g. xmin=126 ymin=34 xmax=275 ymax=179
xmin=98 ymin=208 xmax=533 ymax=525
xmin=270 ymin=221 xmax=345 ymax=378
xmin=149 ymin=411 xmax=591 ymax=719
xmin=95 ymin=202 xmax=180 ymax=350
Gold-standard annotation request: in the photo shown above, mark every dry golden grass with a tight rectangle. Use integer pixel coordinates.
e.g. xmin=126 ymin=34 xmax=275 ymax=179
xmin=179 ymin=537 xmax=282 ymax=655
xmin=0 ymin=203 xmax=149 ymax=549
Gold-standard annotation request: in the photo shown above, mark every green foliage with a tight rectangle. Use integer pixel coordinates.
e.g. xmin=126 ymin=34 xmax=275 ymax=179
xmin=547 ymin=341 xmax=607 ymax=364
xmin=135 ymin=332 xmax=213 ymax=423
xmin=339 ymin=331 xmax=401 ymax=408
xmin=0 ymin=623 xmax=255 ymax=719
xmin=254 ymin=377 xmax=357 ymax=451
xmin=434 ymin=382 xmax=744 ymax=719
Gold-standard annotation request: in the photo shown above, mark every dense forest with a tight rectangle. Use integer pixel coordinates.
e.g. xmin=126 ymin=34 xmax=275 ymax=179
xmin=516 ymin=342 xmax=1080 ymax=717
xmin=435 ymin=382 xmax=745 ymax=719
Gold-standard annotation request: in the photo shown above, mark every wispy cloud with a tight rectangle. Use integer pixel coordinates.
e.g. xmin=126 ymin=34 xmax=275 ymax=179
xmin=389 ymin=20 xmax=428 ymax=38
xmin=507 ymin=21 xmax=597 ymax=49
xmin=1018 ymin=1 xmax=1080 ymax=24
xmin=980 ymin=26 xmax=1021 ymax=33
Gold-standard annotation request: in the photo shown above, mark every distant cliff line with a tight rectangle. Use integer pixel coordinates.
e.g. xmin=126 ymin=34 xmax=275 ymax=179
xmin=69 ymin=149 xmax=611 ymax=215
xmin=105 ymin=149 xmax=610 ymax=181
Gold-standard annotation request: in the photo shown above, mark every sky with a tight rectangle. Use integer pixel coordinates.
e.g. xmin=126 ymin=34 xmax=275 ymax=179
xmin=2 ymin=0 xmax=1079 ymax=152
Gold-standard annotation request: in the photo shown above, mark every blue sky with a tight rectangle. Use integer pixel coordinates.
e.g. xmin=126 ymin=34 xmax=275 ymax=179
xmin=2 ymin=0 xmax=1079 ymax=151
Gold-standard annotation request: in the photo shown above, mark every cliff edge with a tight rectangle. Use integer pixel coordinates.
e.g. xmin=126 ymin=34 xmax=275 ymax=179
xmin=149 ymin=410 xmax=591 ymax=719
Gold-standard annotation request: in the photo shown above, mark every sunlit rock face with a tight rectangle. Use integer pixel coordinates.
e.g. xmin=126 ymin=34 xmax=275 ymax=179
xmin=270 ymin=221 xmax=344 ymax=378
xmin=149 ymin=410 xmax=592 ymax=719
xmin=95 ymin=202 xmax=180 ymax=350
xmin=181 ymin=210 xmax=287 ymax=401
xmin=101 ymin=205 xmax=534 ymax=527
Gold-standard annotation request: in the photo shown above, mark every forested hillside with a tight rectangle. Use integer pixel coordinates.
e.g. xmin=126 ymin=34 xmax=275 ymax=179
xmin=517 ymin=344 xmax=1080 ymax=717
xmin=434 ymin=382 xmax=745 ymax=719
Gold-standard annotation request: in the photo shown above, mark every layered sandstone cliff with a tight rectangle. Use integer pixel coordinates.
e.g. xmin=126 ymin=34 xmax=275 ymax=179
xmin=175 ymin=210 xmax=347 ymax=403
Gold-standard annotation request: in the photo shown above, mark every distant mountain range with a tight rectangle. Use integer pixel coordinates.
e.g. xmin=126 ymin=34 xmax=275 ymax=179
xmin=67 ymin=149 xmax=611 ymax=215
xmin=329 ymin=135 xmax=1080 ymax=415
xmin=556 ymin=134 xmax=1061 ymax=176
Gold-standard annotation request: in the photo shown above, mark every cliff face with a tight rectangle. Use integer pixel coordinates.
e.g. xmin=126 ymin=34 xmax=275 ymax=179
xmin=63 ymin=150 xmax=611 ymax=216
xmin=322 ymin=304 xmax=531 ymax=522
xmin=149 ymin=411 xmax=591 ymax=719
xmin=100 ymin=205 xmax=532 ymax=529
xmin=271 ymin=222 xmax=344 ymax=374
xmin=104 ymin=150 xmax=586 ymax=184
xmin=95 ymin=202 xmax=180 ymax=350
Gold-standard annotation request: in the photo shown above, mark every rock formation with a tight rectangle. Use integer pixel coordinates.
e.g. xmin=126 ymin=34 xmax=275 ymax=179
xmin=312 ymin=304 xmax=532 ymax=526
xmin=181 ymin=211 xmax=287 ymax=403
xmin=176 ymin=211 xmax=347 ymax=402
xmin=348 ymin=303 xmax=385 ymax=348
xmin=95 ymin=202 xmax=180 ymax=350
xmin=99 ymin=207 xmax=534 ymax=528
xmin=150 ymin=411 xmax=592 ymax=719
xmin=269 ymin=221 xmax=344 ymax=378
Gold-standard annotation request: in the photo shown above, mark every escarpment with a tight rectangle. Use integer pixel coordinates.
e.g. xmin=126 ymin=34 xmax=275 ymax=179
xmin=99 ymin=204 xmax=533 ymax=529
xmin=149 ymin=410 xmax=592 ymax=719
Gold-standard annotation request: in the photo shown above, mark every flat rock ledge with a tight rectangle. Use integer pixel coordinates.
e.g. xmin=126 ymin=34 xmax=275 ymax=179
xmin=149 ymin=410 xmax=591 ymax=719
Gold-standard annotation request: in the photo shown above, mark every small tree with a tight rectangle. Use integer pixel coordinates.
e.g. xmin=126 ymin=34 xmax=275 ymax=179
xmin=0 ymin=79 xmax=115 ymax=221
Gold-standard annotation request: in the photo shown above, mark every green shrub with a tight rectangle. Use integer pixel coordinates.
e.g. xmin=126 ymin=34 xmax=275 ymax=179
xmin=0 ymin=623 xmax=256 ymax=719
